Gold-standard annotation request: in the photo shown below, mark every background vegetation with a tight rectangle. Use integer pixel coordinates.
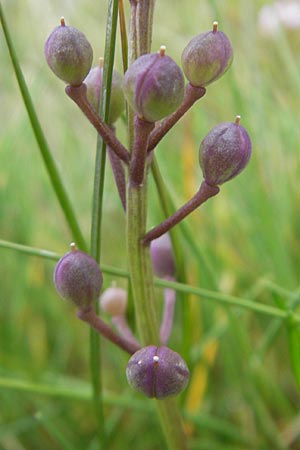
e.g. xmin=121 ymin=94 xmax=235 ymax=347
xmin=1 ymin=0 xmax=300 ymax=449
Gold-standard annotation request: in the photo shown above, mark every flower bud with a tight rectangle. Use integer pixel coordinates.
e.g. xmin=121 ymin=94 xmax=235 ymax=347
xmin=150 ymin=233 xmax=175 ymax=278
xmin=199 ymin=116 xmax=251 ymax=186
xmin=123 ymin=46 xmax=184 ymax=122
xmin=181 ymin=22 xmax=233 ymax=87
xmin=100 ymin=287 xmax=127 ymax=316
xmin=126 ymin=346 xmax=189 ymax=399
xmin=44 ymin=18 xmax=93 ymax=86
xmin=53 ymin=243 xmax=102 ymax=310
xmin=84 ymin=60 xmax=125 ymax=124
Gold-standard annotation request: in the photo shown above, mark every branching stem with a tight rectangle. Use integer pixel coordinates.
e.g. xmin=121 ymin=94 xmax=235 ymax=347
xmin=77 ymin=308 xmax=141 ymax=355
xmin=143 ymin=181 xmax=220 ymax=245
xmin=65 ymin=84 xmax=130 ymax=164
xmin=148 ymin=84 xmax=206 ymax=152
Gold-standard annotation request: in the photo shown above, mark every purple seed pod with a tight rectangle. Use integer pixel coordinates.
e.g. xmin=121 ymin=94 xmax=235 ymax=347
xmin=84 ymin=59 xmax=125 ymax=124
xmin=199 ymin=116 xmax=252 ymax=186
xmin=100 ymin=286 xmax=127 ymax=316
xmin=126 ymin=346 xmax=189 ymax=399
xmin=150 ymin=233 xmax=175 ymax=279
xmin=53 ymin=243 xmax=102 ymax=310
xmin=181 ymin=22 xmax=233 ymax=87
xmin=44 ymin=18 xmax=93 ymax=86
xmin=123 ymin=46 xmax=184 ymax=122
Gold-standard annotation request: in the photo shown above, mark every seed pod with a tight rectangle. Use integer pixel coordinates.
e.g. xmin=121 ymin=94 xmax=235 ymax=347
xmin=84 ymin=60 xmax=125 ymax=123
xmin=181 ymin=22 xmax=233 ymax=87
xmin=53 ymin=243 xmax=102 ymax=310
xmin=126 ymin=346 xmax=189 ymax=399
xmin=100 ymin=286 xmax=127 ymax=316
xmin=150 ymin=233 xmax=175 ymax=279
xmin=123 ymin=46 xmax=184 ymax=122
xmin=44 ymin=18 xmax=93 ymax=85
xmin=199 ymin=116 xmax=252 ymax=186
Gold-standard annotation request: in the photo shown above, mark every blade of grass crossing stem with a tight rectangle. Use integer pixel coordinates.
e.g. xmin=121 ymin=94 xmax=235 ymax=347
xmin=118 ymin=0 xmax=128 ymax=73
xmin=2 ymin=239 xmax=300 ymax=324
xmin=0 ymin=4 xmax=86 ymax=252
xmin=89 ymin=1 xmax=119 ymax=448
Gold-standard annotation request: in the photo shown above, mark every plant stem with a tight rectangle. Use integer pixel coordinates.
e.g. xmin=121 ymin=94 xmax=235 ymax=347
xmin=77 ymin=308 xmax=140 ymax=354
xmin=111 ymin=315 xmax=140 ymax=347
xmin=135 ymin=0 xmax=155 ymax=55
xmin=130 ymin=116 xmax=154 ymax=186
xmin=148 ymin=84 xmax=206 ymax=152
xmin=126 ymin=181 xmax=159 ymax=344
xmin=143 ymin=181 xmax=220 ymax=245
xmin=160 ymin=280 xmax=176 ymax=346
xmin=65 ymin=84 xmax=130 ymax=164
xmin=126 ymin=3 xmax=188 ymax=449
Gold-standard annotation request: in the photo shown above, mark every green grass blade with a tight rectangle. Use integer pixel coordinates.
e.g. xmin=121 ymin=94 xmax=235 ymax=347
xmin=0 ymin=3 xmax=87 ymax=251
xmin=89 ymin=1 xmax=119 ymax=447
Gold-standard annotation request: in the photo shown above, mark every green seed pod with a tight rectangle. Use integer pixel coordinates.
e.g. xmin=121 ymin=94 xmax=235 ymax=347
xmin=84 ymin=59 xmax=125 ymax=123
xmin=123 ymin=46 xmax=184 ymax=122
xmin=44 ymin=18 xmax=93 ymax=85
xmin=199 ymin=116 xmax=252 ymax=186
xmin=53 ymin=243 xmax=102 ymax=310
xmin=181 ymin=22 xmax=233 ymax=87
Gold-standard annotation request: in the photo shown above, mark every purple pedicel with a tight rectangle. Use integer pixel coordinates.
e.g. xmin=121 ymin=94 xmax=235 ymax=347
xmin=53 ymin=246 xmax=102 ymax=310
xmin=181 ymin=22 xmax=233 ymax=87
xmin=199 ymin=117 xmax=252 ymax=186
xmin=126 ymin=346 xmax=189 ymax=399
xmin=123 ymin=48 xmax=184 ymax=122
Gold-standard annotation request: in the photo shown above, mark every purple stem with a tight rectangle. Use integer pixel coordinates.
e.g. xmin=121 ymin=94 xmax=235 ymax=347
xmin=77 ymin=307 xmax=141 ymax=355
xmin=142 ymin=180 xmax=220 ymax=245
xmin=107 ymin=126 xmax=127 ymax=211
xmin=129 ymin=115 xmax=154 ymax=186
xmin=111 ymin=315 xmax=140 ymax=347
xmin=65 ymin=84 xmax=130 ymax=164
xmin=147 ymin=83 xmax=206 ymax=153
xmin=159 ymin=276 xmax=176 ymax=346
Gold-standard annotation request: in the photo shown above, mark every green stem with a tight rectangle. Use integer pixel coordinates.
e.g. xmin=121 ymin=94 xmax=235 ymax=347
xmin=0 ymin=3 xmax=86 ymax=251
xmin=126 ymin=2 xmax=188 ymax=448
xmin=126 ymin=182 xmax=159 ymax=345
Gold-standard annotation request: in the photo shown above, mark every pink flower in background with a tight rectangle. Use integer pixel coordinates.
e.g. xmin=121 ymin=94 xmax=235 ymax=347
xmin=258 ymin=0 xmax=300 ymax=35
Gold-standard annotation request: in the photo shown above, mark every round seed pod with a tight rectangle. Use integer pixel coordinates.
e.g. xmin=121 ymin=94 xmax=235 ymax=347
xmin=53 ymin=244 xmax=102 ymax=310
xmin=44 ymin=18 xmax=93 ymax=85
xmin=100 ymin=287 xmax=127 ymax=316
xmin=126 ymin=346 xmax=189 ymax=399
xmin=150 ymin=233 xmax=175 ymax=279
xmin=123 ymin=47 xmax=184 ymax=122
xmin=199 ymin=116 xmax=252 ymax=186
xmin=84 ymin=61 xmax=125 ymax=123
xmin=181 ymin=22 xmax=233 ymax=87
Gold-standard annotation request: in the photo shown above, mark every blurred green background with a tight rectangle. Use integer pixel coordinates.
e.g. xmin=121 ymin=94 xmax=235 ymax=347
xmin=1 ymin=0 xmax=300 ymax=449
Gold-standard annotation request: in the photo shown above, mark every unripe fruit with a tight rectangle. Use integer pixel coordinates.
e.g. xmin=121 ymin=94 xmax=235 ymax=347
xmin=181 ymin=22 xmax=233 ymax=87
xmin=123 ymin=46 xmax=184 ymax=122
xmin=45 ymin=18 xmax=93 ymax=86
xmin=126 ymin=346 xmax=189 ymax=399
xmin=53 ymin=243 xmax=102 ymax=310
xmin=150 ymin=233 xmax=175 ymax=278
xmin=199 ymin=116 xmax=252 ymax=186
xmin=84 ymin=60 xmax=125 ymax=123
xmin=100 ymin=287 xmax=127 ymax=316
